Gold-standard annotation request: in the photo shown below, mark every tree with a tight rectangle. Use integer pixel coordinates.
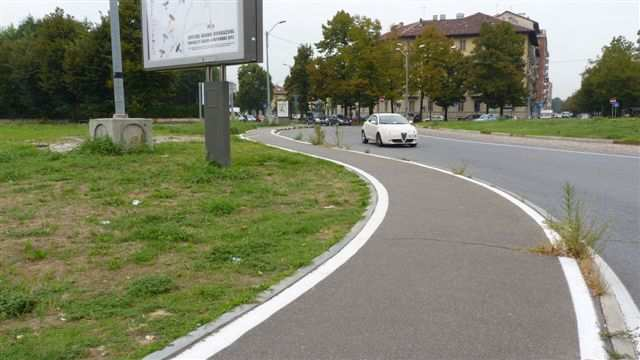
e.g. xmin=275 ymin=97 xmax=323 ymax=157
xmin=237 ymin=64 xmax=270 ymax=115
xmin=411 ymin=26 xmax=467 ymax=121
xmin=374 ymin=36 xmax=403 ymax=113
xmin=468 ymin=22 xmax=527 ymax=116
xmin=284 ymin=45 xmax=314 ymax=116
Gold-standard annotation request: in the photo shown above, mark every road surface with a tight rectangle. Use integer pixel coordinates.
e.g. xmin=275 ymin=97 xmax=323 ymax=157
xmin=284 ymin=125 xmax=640 ymax=307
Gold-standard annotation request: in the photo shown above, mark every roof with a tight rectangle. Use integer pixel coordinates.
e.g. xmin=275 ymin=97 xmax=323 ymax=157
xmin=386 ymin=12 xmax=538 ymax=45
xmin=496 ymin=11 xmax=540 ymax=32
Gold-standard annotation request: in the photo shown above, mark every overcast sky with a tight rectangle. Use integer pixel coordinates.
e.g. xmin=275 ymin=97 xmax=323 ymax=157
xmin=1 ymin=0 xmax=639 ymax=98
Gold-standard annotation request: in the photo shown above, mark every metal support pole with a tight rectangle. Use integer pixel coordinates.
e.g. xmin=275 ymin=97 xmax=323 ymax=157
xmin=404 ymin=48 xmax=410 ymax=118
xmin=265 ymin=31 xmax=272 ymax=124
xmin=109 ymin=0 xmax=127 ymax=118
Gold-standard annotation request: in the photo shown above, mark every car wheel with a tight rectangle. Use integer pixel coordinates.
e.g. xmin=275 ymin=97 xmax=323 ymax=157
xmin=376 ymin=133 xmax=383 ymax=147
xmin=362 ymin=131 xmax=368 ymax=144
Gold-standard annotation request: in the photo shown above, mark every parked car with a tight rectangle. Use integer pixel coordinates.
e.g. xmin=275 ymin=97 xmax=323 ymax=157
xmin=578 ymin=113 xmax=591 ymax=119
xmin=361 ymin=113 xmax=418 ymax=147
xmin=561 ymin=111 xmax=574 ymax=118
xmin=314 ymin=115 xmax=330 ymax=126
xmin=429 ymin=114 xmax=445 ymax=121
xmin=540 ymin=110 xmax=554 ymax=119
xmin=242 ymin=114 xmax=257 ymax=122
xmin=461 ymin=113 xmax=481 ymax=121
xmin=475 ymin=114 xmax=498 ymax=122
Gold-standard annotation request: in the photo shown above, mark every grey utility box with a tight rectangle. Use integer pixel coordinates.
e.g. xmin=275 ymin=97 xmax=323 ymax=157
xmin=204 ymin=81 xmax=231 ymax=167
xmin=89 ymin=118 xmax=154 ymax=148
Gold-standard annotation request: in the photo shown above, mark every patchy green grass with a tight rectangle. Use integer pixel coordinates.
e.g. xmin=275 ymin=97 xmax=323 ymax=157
xmin=0 ymin=122 xmax=369 ymax=359
xmin=422 ymin=117 xmax=640 ymax=143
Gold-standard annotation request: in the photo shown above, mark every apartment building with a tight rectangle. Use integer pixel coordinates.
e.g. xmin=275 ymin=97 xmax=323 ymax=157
xmin=378 ymin=12 xmax=545 ymax=120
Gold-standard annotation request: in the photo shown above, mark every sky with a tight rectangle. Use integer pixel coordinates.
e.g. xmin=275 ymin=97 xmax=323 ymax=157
xmin=1 ymin=0 xmax=639 ymax=99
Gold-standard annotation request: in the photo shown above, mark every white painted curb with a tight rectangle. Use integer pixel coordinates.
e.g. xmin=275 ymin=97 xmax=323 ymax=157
xmin=272 ymin=128 xmax=608 ymax=360
xmin=172 ymin=133 xmax=390 ymax=359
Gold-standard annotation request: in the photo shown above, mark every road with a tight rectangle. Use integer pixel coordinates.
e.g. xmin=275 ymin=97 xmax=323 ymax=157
xmin=173 ymin=127 xmax=600 ymax=360
xmin=284 ymin=126 xmax=640 ymax=307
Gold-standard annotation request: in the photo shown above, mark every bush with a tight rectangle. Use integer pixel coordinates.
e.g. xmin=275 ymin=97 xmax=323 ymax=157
xmin=127 ymin=275 xmax=176 ymax=297
xmin=0 ymin=286 xmax=36 ymax=319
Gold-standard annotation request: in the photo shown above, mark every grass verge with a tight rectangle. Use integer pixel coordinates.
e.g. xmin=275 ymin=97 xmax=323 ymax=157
xmin=422 ymin=117 xmax=640 ymax=143
xmin=0 ymin=122 xmax=369 ymax=359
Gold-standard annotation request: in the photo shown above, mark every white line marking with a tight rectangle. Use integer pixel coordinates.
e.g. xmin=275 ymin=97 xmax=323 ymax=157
xmin=271 ymin=129 xmax=607 ymax=360
xmin=173 ymin=136 xmax=389 ymax=360
xmin=419 ymin=133 xmax=640 ymax=160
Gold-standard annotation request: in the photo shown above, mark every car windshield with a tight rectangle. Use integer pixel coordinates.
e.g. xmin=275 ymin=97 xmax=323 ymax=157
xmin=378 ymin=115 xmax=409 ymax=125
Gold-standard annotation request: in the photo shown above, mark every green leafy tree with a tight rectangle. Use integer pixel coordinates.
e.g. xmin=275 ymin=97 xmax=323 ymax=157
xmin=576 ymin=36 xmax=640 ymax=115
xmin=468 ymin=22 xmax=527 ymax=116
xmin=411 ymin=26 xmax=467 ymax=120
xmin=237 ymin=64 xmax=270 ymax=115
xmin=284 ymin=45 xmax=314 ymax=116
xmin=374 ymin=36 xmax=403 ymax=113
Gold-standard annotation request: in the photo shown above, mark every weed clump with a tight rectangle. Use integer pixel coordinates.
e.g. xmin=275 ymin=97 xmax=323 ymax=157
xmin=127 ymin=275 xmax=176 ymax=297
xmin=546 ymin=183 xmax=607 ymax=260
xmin=78 ymin=137 xmax=151 ymax=156
xmin=0 ymin=285 xmax=36 ymax=319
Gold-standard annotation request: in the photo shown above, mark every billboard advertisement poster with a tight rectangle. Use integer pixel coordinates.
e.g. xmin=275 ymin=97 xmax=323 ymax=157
xmin=277 ymin=101 xmax=289 ymax=118
xmin=142 ymin=0 xmax=262 ymax=71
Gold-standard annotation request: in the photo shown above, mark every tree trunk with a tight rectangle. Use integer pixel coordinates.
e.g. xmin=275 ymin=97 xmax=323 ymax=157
xmin=391 ymin=101 xmax=395 ymax=113
xmin=500 ymin=106 xmax=504 ymax=117
xmin=444 ymin=106 xmax=448 ymax=121
xmin=419 ymin=91 xmax=424 ymax=122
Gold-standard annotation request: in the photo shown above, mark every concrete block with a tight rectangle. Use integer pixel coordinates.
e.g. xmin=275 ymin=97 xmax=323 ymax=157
xmin=89 ymin=118 xmax=153 ymax=148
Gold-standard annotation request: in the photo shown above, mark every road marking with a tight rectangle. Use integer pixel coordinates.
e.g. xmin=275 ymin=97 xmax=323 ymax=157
xmin=419 ymin=133 xmax=640 ymax=160
xmin=272 ymin=129 xmax=607 ymax=360
xmin=172 ymin=135 xmax=389 ymax=360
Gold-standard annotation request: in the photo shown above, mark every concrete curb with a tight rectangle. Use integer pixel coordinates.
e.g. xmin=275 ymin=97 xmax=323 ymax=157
xmin=142 ymin=131 xmax=382 ymax=360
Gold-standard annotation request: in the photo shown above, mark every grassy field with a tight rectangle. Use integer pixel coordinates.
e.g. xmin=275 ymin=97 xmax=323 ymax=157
xmin=421 ymin=118 xmax=640 ymax=144
xmin=0 ymin=121 xmax=369 ymax=359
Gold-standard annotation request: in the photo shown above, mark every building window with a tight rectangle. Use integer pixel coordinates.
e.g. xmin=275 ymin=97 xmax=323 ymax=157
xmin=474 ymin=100 xmax=481 ymax=113
xmin=458 ymin=102 xmax=465 ymax=112
xmin=458 ymin=39 xmax=467 ymax=52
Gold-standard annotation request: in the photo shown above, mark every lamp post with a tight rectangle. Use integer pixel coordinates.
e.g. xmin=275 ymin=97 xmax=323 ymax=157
xmin=265 ymin=20 xmax=286 ymax=124
xmin=109 ymin=0 xmax=127 ymax=118
xmin=395 ymin=42 xmax=410 ymax=118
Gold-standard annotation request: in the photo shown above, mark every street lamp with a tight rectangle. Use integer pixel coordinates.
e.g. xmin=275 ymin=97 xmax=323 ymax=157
xmin=395 ymin=42 xmax=410 ymax=118
xmin=265 ymin=20 xmax=286 ymax=124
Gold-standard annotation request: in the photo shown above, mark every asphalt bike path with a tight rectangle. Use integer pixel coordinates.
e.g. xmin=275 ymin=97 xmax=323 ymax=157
xmin=190 ymin=128 xmax=585 ymax=359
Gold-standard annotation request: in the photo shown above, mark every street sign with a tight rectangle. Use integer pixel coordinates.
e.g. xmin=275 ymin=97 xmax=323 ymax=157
xmin=277 ymin=101 xmax=289 ymax=118
xmin=610 ymin=98 xmax=617 ymax=104
xmin=141 ymin=0 xmax=263 ymax=71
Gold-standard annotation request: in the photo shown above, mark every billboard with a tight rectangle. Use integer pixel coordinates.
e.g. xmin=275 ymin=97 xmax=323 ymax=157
xmin=277 ymin=101 xmax=289 ymax=118
xmin=141 ymin=0 xmax=262 ymax=71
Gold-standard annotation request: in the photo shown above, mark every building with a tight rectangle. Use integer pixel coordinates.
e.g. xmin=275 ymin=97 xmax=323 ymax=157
xmin=496 ymin=11 xmax=552 ymax=115
xmin=379 ymin=12 xmax=545 ymax=119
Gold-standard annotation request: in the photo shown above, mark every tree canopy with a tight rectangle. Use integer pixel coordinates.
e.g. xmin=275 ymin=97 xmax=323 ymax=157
xmin=0 ymin=2 xmax=203 ymax=120
xmin=467 ymin=22 xmax=527 ymax=116
xmin=237 ymin=64 xmax=270 ymax=115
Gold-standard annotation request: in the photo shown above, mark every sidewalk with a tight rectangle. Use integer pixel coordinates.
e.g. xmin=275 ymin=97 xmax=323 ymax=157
xmin=182 ymin=128 xmax=591 ymax=359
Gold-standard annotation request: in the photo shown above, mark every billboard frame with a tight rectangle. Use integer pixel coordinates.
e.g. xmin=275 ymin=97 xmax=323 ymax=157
xmin=141 ymin=0 xmax=263 ymax=71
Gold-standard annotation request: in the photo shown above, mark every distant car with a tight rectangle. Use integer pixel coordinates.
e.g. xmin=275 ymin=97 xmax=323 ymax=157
xmin=561 ymin=111 xmax=573 ymax=118
xmin=315 ymin=116 xmax=330 ymax=126
xmin=578 ymin=113 xmax=591 ymax=119
xmin=361 ymin=113 xmax=418 ymax=147
xmin=430 ymin=114 xmax=445 ymax=121
xmin=242 ymin=114 xmax=257 ymax=122
xmin=475 ymin=114 xmax=498 ymax=122
xmin=540 ymin=110 xmax=554 ymax=119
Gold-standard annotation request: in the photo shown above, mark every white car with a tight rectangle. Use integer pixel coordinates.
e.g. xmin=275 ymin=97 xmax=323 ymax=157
xmin=362 ymin=113 xmax=418 ymax=147
xmin=474 ymin=114 xmax=498 ymax=122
